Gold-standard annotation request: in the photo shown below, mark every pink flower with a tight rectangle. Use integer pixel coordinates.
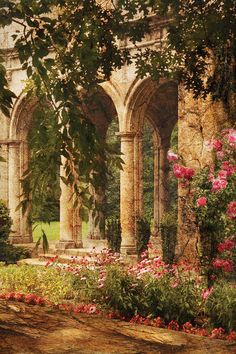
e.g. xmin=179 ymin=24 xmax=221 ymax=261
xmin=227 ymin=129 xmax=236 ymax=148
xmin=212 ymin=139 xmax=222 ymax=151
xmin=87 ymin=304 xmax=97 ymax=314
xmin=226 ymin=331 xmax=236 ymax=342
xmin=221 ymin=161 xmax=235 ymax=177
xmin=226 ymin=201 xmax=236 ymax=220
xmin=167 ymin=151 xmax=178 ymax=162
xmin=210 ymin=327 xmax=225 ymax=339
xmin=201 ymin=287 xmax=214 ymax=300
xmin=212 ymin=178 xmax=228 ymax=192
xmin=196 ymin=196 xmax=207 ymax=207
xmin=173 ymin=164 xmax=195 ymax=180
xmin=216 ymin=150 xmax=225 ymax=160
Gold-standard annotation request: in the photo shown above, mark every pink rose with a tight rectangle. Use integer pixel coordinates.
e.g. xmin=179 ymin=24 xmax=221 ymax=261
xmin=212 ymin=139 xmax=222 ymax=151
xmin=227 ymin=129 xmax=236 ymax=148
xmin=167 ymin=151 xmax=178 ymax=162
xmin=226 ymin=201 xmax=236 ymax=220
xmin=212 ymin=178 xmax=228 ymax=192
xmin=196 ymin=196 xmax=207 ymax=207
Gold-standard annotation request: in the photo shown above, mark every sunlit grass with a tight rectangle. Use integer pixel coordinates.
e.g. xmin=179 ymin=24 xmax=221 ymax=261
xmin=33 ymin=221 xmax=89 ymax=242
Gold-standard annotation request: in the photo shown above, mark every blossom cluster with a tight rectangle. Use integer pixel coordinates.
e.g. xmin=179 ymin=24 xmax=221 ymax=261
xmin=212 ymin=259 xmax=234 ymax=273
xmin=173 ymin=163 xmax=195 ymax=180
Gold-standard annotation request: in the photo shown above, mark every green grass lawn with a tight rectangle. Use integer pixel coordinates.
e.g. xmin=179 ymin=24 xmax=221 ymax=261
xmin=33 ymin=221 xmax=89 ymax=242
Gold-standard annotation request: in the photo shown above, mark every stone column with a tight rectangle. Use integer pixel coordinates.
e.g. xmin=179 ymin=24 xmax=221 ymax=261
xmin=119 ymin=132 xmax=136 ymax=254
xmin=57 ymin=158 xmax=82 ymax=249
xmin=9 ymin=140 xmax=32 ymax=244
xmin=153 ymin=137 xmax=160 ymax=237
xmin=8 ymin=141 xmax=21 ymax=243
xmin=133 ymin=132 xmax=144 ymax=238
xmin=159 ymin=145 xmax=170 ymax=219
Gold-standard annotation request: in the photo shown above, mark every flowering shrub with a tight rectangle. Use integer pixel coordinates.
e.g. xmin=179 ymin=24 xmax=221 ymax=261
xmin=168 ymin=128 xmax=236 ymax=281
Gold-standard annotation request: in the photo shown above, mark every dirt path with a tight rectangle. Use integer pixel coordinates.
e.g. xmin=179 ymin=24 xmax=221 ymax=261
xmin=0 ymin=300 xmax=235 ymax=354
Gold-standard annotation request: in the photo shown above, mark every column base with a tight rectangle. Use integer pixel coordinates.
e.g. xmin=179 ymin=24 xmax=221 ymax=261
xmin=120 ymin=245 xmax=137 ymax=256
xmin=89 ymin=233 xmax=106 ymax=240
xmin=55 ymin=241 xmax=82 ymax=250
xmin=9 ymin=234 xmax=33 ymax=244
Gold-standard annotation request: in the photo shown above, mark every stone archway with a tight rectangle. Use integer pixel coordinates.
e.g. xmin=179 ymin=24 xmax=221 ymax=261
xmin=119 ymin=78 xmax=178 ymax=254
xmin=57 ymin=85 xmax=120 ymax=249
xmin=8 ymin=94 xmax=38 ymax=243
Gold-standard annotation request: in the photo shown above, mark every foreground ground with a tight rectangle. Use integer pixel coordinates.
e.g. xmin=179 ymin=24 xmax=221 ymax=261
xmin=0 ymin=300 xmax=235 ymax=354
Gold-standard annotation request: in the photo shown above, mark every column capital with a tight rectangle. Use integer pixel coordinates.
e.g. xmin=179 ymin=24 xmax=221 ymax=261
xmin=116 ymin=131 xmax=136 ymax=141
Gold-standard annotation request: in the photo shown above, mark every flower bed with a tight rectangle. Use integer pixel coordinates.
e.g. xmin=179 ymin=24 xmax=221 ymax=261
xmin=0 ymin=248 xmax=235 ymax=341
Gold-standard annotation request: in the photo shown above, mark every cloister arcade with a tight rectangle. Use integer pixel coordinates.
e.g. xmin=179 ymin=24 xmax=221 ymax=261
xmin=1 ymin=76 xmax=178 ymax=255
xmin=0 ymin=18 xmax=227 ymax=258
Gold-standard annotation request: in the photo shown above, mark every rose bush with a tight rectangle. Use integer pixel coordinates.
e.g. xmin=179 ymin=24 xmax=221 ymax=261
xmin=168 ymin=128 xmax=236 ymax=281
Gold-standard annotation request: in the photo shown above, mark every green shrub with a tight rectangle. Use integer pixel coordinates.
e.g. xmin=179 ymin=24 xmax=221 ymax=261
xmin=0 ymin=200 xmax=12 ymax=242
xmin=98 ymin=265 xmax=144 ymax=318
xmin=71 ymin=267 xmax=99 ymax=303
xmin=106 ymin=218 xmax=121 ymax=253
xmin=0 ymin=243 xmax=30 ymax=263
xmin=139 ymin=272 xmax=202 ymax=324
xmin=136 ymin=217 xmax=151 ymax=258
xmin=160 ymin=210 xmax=177 ymax=264
xmin=205 ymin=281 xmax=236 ymax=331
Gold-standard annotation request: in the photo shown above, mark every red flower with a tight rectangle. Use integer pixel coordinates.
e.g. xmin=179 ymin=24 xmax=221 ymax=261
xmin=212 ymin=259 xmax=234 ymax=272
xmin=212 ymin=139 xmax=222 ymax=151
xmin=167 ymin=320 xmax=179 ymax=331
xmin=196 ymin=197 xmax=207 ymax=207
xmin=218 ymin=239 xmax=236 ymax=253
xmin=173 ymin=164 xmax=195 ymax=180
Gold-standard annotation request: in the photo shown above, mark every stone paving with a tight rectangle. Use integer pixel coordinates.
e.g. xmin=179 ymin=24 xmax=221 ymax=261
xmin=0 ymin=300 xmax=235 ymax=354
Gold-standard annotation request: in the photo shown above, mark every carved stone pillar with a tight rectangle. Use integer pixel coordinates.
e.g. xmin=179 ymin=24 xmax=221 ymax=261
xmin=134 ymin=132 xmax=144 ymax=219
xmin=153 ymin=136 xmax=160 ymax=237
xmin=8 ymin=141 xmax=21 ymax=242
xmin=57 ymin=158 xmax=82 ymax=249
xmin=119 ymin=132 xmax=136 ymax=254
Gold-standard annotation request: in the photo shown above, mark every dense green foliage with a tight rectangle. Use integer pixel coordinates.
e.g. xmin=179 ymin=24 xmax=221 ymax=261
xmin=0 ymin=200 xmax=12 ymax=242
xmin=205 ymin=281 xmax=236 ymax=331
xmin=106 ymin=218 xmax=121 ymax=253
xmin=136 ymin=217 xmax=151 ymax=257
xmin=0 ymin=200 xmax=30 ymax=263
xmin=142 ymin=121 xmax=154 ymax=222
xmin=160 ymin=209 xmax=177 ymax=264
